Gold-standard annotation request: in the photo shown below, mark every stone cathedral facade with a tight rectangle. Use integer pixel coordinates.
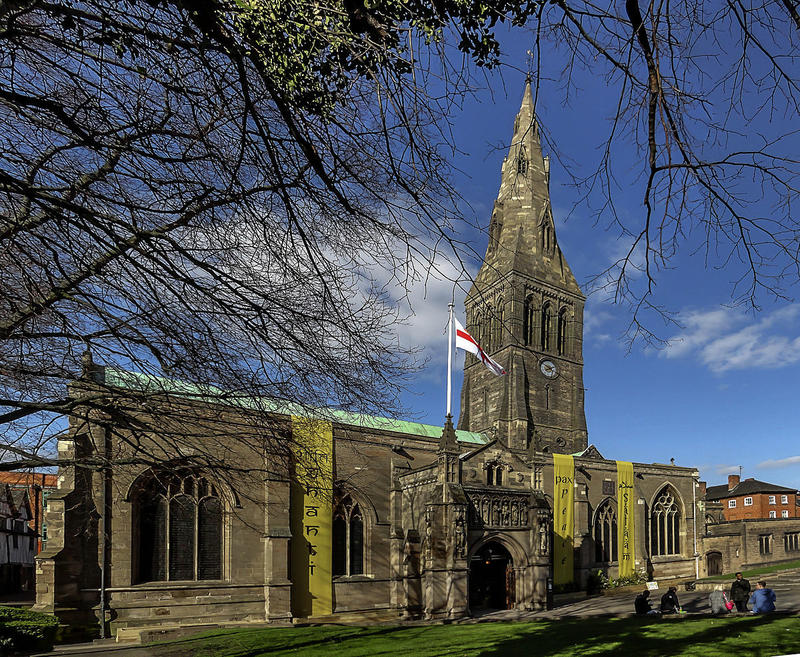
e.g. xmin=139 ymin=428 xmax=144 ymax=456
xmin=35 ymin=83 xmax=700 ymax=636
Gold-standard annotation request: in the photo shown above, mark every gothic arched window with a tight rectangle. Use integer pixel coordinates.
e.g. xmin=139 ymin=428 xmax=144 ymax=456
xmin=650 ymin=486 xmax=681 ymax=556
xmin=492 ymin=299 xmax=504 ymax=352
xmin=489 ymin=216 xmax=503 ymax=250
xmin=473 ymin=312 xmax=483 ymax=363
xmin=484 ymin=305 xmax=493 ymax=352
xmin=557 ymin=307 xmax=568 ymax=356
xmin=332 ymin=493 xmax=364 ymax=577
xmin=523 ymin=295 xmax=536 ymax=346
xmin=542 ymin=222 xmax=552 ymax=253
xmin=594 ymin=500 xmax=618 ymax=563
xmin=486 ymin=463 xmax=503 ymax=486
xmin=540 ymin=302 xmax=552 ymax=352
xmin=136 ymin=469 xmax=223 ymax=583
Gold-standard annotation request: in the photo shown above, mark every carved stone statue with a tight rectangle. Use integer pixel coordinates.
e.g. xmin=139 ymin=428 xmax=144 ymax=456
xmin=538 ymin=518 xmax=549 ymax=555
xmin=424 ymin=507 xmax=433 ymax=561
xmin=453 ymin=507 xmax=466 ymax=559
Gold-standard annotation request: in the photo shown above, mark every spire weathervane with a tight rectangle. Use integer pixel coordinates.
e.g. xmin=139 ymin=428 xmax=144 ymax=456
xmin=526 ymin=49 xmax=534 ymax=82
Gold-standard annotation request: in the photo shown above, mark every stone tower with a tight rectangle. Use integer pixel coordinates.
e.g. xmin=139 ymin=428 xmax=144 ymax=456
xmin=458 ymin=81 xmax=588 ymax=454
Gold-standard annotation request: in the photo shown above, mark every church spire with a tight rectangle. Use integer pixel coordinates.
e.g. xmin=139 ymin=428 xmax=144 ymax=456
xmin=458 ymin=80 xmax=587 ymax=455
xmin=482 ymin=82 xmax=579 ymax=296
xmin=495 ymin=80 xmax=549 ymax=205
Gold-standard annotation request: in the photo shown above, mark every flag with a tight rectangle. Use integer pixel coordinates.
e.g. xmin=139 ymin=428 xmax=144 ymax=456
xmin=454 ymin=318 xmax=506 ymax=376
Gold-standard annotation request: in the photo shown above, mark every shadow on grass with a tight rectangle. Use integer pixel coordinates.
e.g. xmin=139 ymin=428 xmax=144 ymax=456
xmin=146 ymin=613 xmax=800 ymax=657
xmin=148 ymin=625 xmax=415 ymax=657
xmin=478 ymin=613 xmax=800 ymax=657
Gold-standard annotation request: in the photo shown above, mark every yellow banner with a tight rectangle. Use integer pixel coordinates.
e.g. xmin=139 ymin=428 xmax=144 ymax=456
xmin=616 ymin=460 xmax=635 ymax=578
xmin=553 ymin=454 xmax=574 ymax=586
xmin=290 ymin=416 xmax=333 ymax=617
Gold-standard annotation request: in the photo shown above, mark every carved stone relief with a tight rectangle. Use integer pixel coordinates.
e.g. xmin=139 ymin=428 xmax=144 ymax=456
xmin=464 ymin=487 xmax=531 ymax=529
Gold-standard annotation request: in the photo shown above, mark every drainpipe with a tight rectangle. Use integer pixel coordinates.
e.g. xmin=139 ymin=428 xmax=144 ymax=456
xmin=98 ymin=425 xmax=110 ymax=639
xmin=99 ymin=473 xmax=107 ymax=639
xmin=692 ymin=473 xmax=699 ymax=580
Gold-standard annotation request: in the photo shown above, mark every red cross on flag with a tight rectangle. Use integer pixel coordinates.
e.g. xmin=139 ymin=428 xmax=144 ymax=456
xmin=454 ymin=317 xmax=506 ymax=376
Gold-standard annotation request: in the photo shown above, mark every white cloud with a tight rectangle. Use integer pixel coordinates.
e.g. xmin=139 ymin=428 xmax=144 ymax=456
xmin=698 ymin=463 xmax=742 ymax=477
xmin=662 ymin=305 xmax=800 ymax=373
xmin=584 ymin=306 xmax=615 ymax=336
xmin=757 ymin=456 xmax=800 ymax=469
xmin=582 ymin=297 xmax=625 ymax=347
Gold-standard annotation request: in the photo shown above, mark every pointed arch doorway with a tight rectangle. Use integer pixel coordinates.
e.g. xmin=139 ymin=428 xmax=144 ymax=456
xmin=469 ymin=541 xmax=514 ymax=610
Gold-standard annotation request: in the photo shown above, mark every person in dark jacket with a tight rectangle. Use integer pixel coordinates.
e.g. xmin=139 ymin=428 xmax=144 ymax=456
xmin=635 ymin=590 xmax=660 ymax=615
xmin=748 ymin=581 xmax=776 ymax=614
xmin=660 ymin=586 xmax=682 ymax=613
xmin=730 ymin=571 xmax=751 ymax=612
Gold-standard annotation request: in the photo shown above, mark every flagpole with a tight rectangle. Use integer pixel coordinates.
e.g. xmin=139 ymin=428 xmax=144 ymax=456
xmin=446 ymin=302 xmax=454 ymax=417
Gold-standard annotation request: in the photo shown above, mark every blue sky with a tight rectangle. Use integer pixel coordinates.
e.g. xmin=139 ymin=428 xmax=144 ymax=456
xmin=392 ymin=26 xmax=800 ymax=491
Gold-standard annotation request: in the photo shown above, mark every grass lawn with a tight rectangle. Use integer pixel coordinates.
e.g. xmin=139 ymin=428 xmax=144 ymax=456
xmin=696 ymin=559 xmax=800 ymax=583
xmin=147 ymin=615 xmax=800 ymax=657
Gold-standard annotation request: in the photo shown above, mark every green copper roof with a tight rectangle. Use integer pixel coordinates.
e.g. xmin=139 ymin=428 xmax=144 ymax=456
xmin=101 ymin=368 xmax=488 ymax=445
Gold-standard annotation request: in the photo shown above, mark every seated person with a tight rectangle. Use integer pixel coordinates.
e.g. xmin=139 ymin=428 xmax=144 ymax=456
xmin=709 ymin=584 xmax=731 ymax=614
xmin=635 ymin=590 xmax=660 ymax=615
xmin=748 ymin=581 xmax=776 ymax=614
xmin=660 ymin=586 xmax=681 ymax=614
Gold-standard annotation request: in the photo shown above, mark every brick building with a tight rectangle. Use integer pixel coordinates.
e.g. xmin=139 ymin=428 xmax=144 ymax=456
xmin=35 ymin=82 xmax=701 ymax=638
xmin=703 ymin=475 xmax=798 ymax=522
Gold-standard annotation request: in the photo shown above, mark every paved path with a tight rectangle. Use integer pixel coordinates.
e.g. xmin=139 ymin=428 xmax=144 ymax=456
xmin=469 ymin=570 xmax=800 ymax=621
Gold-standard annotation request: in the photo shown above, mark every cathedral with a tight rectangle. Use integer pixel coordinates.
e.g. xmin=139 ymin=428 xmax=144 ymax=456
xmin=34 ymin=82 xmax=700 ymax=636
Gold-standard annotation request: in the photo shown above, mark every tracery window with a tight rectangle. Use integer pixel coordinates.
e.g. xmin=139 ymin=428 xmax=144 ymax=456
xmin=557 ymin=308 xmax=568 ymax=356
xmin=650 ymin=486 xmax=681 ymax=557
xmin=136 ymin=469 xmax=222 ymax=583
xmin=332 ymin=494 xmax=363 ymax=577
xmin=594 ymin=500 xmax=618 ymax=563
xmin=540 ymin=302 xmax=552 ymax=351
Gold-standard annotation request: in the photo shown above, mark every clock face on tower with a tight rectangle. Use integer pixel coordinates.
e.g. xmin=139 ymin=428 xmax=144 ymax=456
xmin=540 ymin=360 xmax=558 ymax=379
